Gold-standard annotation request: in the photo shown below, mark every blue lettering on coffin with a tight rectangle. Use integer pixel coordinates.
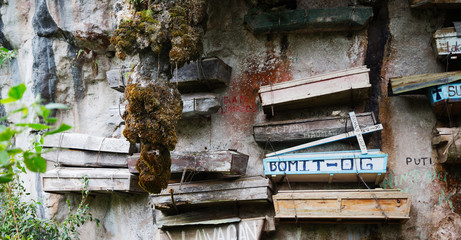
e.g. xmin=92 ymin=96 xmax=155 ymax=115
xmin=429 ymin=83 xmax=461 ymax=105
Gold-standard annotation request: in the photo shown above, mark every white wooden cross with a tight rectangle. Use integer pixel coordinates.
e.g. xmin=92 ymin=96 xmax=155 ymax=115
xmin=265 ymin=111 xmax=382 ymax=157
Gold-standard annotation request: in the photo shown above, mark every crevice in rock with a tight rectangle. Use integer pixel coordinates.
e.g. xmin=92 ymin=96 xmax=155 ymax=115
xmin=364 ymin=0 xmax=390 ymax=147
xmin=67 ymin=45 xmax=85 ymax=101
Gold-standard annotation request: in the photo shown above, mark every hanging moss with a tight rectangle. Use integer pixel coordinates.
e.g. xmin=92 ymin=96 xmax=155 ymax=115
xmin=123 ymin=83 xmax=182 ymax=193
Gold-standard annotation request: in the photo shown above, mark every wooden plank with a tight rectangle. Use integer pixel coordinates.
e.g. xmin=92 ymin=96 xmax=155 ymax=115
xmin=433 ymin=27 xmax=461 ymax=58
xmin=265 ymin=124 xmax=383 ymax=157
xmin=156 ymin=206 xmax=239 ymax=229
xmin=181 ymin=93 xmax=221 ymax=118
xmin=264 ymin=149 xmax=387 ymax=183
xmin=172 ymin=57 xmax=232 ymax=93
xmin=349 ymin=111 xmax=367 ymax=154
xmin=158 ymin=218 xmax=266 ymax=240
xmin=43 ymin=149 xmax=128 ymax=167
xmin=390 ymin=70 xmax=461 ymax=95
xmin=432 ymin=128 xmax=461 ymax=163
xmin=259 ymin=67 xmax=370 ymax=113
xmin=428 ymin=82 xmax=461 ymax=117
xmin=411 ymin=0 xmax=461 ymax=8
xmin=253 ymin=112 xmax=376 ymax=143
xmin=273 ymin=189 xmax=410 ymax=222
xmin=43 ymin=133 xmax=135 ymax=154
xmin=42 ymin=167 xmax=145 ymax=193
xmin=244 ymin=7 xmax=373 ymax=34
xmin=151 ymin=177 xmax=273 ymax=211
xmin=127 ymin=150 xmax=249 ymax=176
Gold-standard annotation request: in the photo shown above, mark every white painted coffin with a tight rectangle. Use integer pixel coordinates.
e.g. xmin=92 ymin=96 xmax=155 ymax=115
xmin=273 ymin=189 xmax=411 ymax=223
xmin=42 ymin=167 xmax=144 ymax=193
xmin=433 ymin=27 xmax=461 ymax=58
xmin=259 ymin=66 xmax=370 ymax=114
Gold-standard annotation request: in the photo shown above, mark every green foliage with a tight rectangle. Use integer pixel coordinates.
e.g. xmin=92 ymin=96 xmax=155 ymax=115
xmin=0 ymin=48 xmax=17 ymax=67
xmin=0 ymin=83 xmax=72 ymax=183
xmin=0 ymin=177 xmax=98 ymax=240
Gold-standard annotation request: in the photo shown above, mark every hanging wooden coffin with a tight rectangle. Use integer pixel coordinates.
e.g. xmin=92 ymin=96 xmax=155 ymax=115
xmin=428 ymin=82 xmax=461 ymax=117
xmin=151 ymin=177 xmax=273 ymax=211
xmin=253 ymin=112 xmax=376 ymax=143
xmin=432 ymin=128 xmax=461 ymax=163
xmin=273 ymin=189 xmax=411 ymax=223
xmin=411 ymin=0 xmax=461 ymax=8
xmin=158 ymin=217 xmax=269 ymax=240
xmin=259 ymin=66 xmax=370 ymax=114
xmin=106 ymin=57 xmax=231 ymax=93
xmin=390 ymin=71 xmax=461 ymax=95
xmin=181 ymin=93 xmax=221 ymax=118
xmin=433 ymin=25 xmax=461 ymax=60
xmin=172 ymin=57 xmax=232 ymax=93
xmin=42 ymin=133 xmax=135 ymax=167
xmin=244 ymin=7 xmax=373 ymax=35
xmin=263 ymin=150 xmax=387 ymax=183
xmin=42 ymin=167 xmax=144 ymax=193
xmin=127 ymin=150 xmax=249 ymax=177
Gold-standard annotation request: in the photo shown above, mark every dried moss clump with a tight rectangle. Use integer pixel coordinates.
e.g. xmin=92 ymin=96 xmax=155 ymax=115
xmin=111 ymin=0 xmax=207 ymax=66
xmin=123 ymin=83 xmax=183 ymax=193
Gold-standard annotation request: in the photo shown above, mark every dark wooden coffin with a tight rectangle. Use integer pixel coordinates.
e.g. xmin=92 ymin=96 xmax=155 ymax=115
xmin=151 ymin=177 xmax=273 ymax=211
xmin=244 ymin=7 xmax=373 ymax=34
xmin=253 ymin=112 xmax=376 ymax=143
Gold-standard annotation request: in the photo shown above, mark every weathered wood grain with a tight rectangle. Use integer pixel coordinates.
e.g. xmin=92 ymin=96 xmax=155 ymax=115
xmin=273 ymin=189 xmax=410 ymax=223
xmin=42 ymin=168 xmax=145 ymax=193
xmin=151 ymin=177 xmax=273 ymax=211
xmin=433 ymin=27 xmax=461 ymax=58
xmin=259 ymin=66 xmax=370 ymax=114
xmin=253 ymin=112 xmax=376 ymax=143
xmin=182 ymin=93 xmax=221 ymax=118
xmin=156 ymin=206 xmax=239 ymax=229
xmin=43 ymin=133 xmax=136 ymax=154
xmin=172 ymin=57 xmax=232 ymax=93
xmin=43 ymin=149 xmax=128 ymax=167
xmin=158 ymin=217 xmax=266 ymax=240
xmin=432 ymin=128 xmax=461 ymax=163
xmin=127 ymin=150 xmax=249 ymax=176
xmin=411 ymin=0 xmax=461 ymax=8
xmin=244 ymin=7 xmax=373 ymax=34
xmin=390 ymin=71 xmax=461 ymax=95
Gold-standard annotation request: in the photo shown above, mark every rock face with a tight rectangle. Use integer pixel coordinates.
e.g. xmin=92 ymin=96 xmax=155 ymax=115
xmin=1 ymin=0 xmax=461 ymax=239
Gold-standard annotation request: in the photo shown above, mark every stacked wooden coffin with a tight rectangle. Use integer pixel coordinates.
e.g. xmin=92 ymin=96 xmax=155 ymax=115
xmin=256 ymin=64 xmax=410 ymax=223
xmin=41 ymin=133 xmax=143 ymax=193
xmin=106 ymin=57 xmax=232 ymax=118
xmin=410 ymin=0 xmax=461 ymax=8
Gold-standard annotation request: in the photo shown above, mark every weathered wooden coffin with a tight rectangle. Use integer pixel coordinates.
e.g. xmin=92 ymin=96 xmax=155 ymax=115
xmin=411 ymin=0 xmax=461 ymax=8
xmin=43 ymin=149 xmax=128 ymax=168
xmin=43 ymin=133 xmax=135 ymax=154
xmin=42 ymin=168 xmax=144 ymax=193
xmin=151 ymin=177 xmax=273 ymax=211
xmin=390 ymin=71 xmax=461 ymax=95
xmin=127 ymin=150 xmax=249 ymax=177
xmin=106 ymin=57 xmax=231 ymax=93
xmin=433 ymin=26 xmax=461 ymax=59
xmin=172 ymin=57 xmax=232 ymax=93
xmin=432 ymin=128 xmax=461 ymax=163
xmin=427 ymin=82 xmax=461 ymax=117
xmin=273 ymin=189 xmax=411 ymax=223
xmin=253 ymin=112 xmax=376 ymax=143
xmin=244 ymin=7 xmax=373 ymax=35
xmin=264 ymin=150 xmax=387 ymax=184
xmin=181 ymin=93 xmax=221 ymax=118
xmin=259 ymin=66 xmax=370 ymax=114
xmin=158 ymin=217 xmax=269 ymax=240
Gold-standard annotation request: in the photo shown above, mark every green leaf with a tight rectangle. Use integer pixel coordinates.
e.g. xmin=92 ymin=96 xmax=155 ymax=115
xmin=15 ymin=123 xmax=51 ymax=130
xmin=0 ymin=173 xmax=14 ymax=183
xmin=45 ymin=117 xmax=57 ymax=124
xmin=8 ymin=83 xmax=26 ymax=100
xmin=0 ymin=127 xmax=16 ymax=141
xmin=45 ymin=103 xmax=69 ymax=110
xmin=6 ymin=148 xmax=22 ymax=155
xmin=34 ymin=141 xmax=42 ymax=153
xmin=0 ymin=97 xmax=16 ymax=104
xmin=45 ymin=124 xmax=72 ymax=135
xmin=24 ymin=154 xmax=46 ymax=173
xmin=0 ymin=150 xmax=9 ymax=167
